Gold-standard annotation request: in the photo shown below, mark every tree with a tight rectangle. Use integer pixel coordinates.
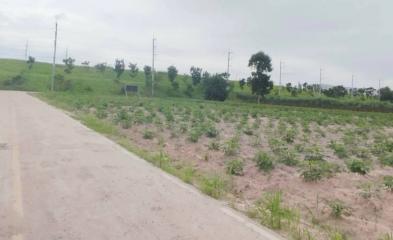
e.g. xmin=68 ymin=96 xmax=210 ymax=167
xmin=239 ymin=79 xmax=246 ymax=89
xmin=322 ymin=85 xmax=348 ymax=98
xmin=380 ymin=87 xmax=393 ymax=102
xmin=202 ymin=71 xmax=210 ymax=85
xmin=63 ymin=57 xmax=75 ymax=74
xmin=190 ymin=66 xmax=202 ymax=85
xmin=26 ymin=56 xmax=35 ymax=70
xmin=114 ymin=59 xmax=125 ymax=79
xmin=143 ymin=65 xmax=152 ymax=87
xmin=81 ymin=61 xmax=90 ymax=68
xmin=247 ymin=51 xmax=273 ymax=103
xmin=167 ymin=65 xmax=178 ymax=90
xmin=128 ymin=63 xmax=139 ymax=78
xmin=95 ymin=63 xmax=107 ymax=72
xmin=203 ymin=73 xmax=229 ymax=101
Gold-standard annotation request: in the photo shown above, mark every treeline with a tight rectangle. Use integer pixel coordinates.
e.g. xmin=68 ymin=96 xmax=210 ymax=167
xmin=236 ymin=93 xmax=393 ymax=112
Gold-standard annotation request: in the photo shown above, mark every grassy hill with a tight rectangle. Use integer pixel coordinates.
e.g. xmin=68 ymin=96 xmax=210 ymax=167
xmin=2 ymin=58 xmax=393 ymax=112
xmin=0 ymin=58 xmax=209 ymax=98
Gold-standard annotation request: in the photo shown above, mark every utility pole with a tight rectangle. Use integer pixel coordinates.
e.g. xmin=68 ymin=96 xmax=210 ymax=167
xmin=51 ymin=21 xmax=58 ymax=91
xmin=319 ymin=68 xmax=323 ymax=95
xmin=351 ymin=74 xmax=355 ymax=97
xmin=279 ymin=61 xmax=283 ymax=95
xmin=226 ymin=50 xmax=232 ymax=80
xmin=65 ymin=47 xmax=68 ymax=59
xmin=24 ymin=41 xmax=29 ymax=60
xmin=151 ymin=36 xmax=156 ymax=97
xmin=378 ymin=79 xmax=381 ymax=100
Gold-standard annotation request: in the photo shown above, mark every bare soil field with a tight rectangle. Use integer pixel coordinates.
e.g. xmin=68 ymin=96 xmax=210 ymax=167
xmin=44 ymin=93 xmax=393 ymax=240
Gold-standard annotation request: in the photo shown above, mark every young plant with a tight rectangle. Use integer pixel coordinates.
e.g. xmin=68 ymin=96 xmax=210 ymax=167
xmin=329 ymin=200 xmax=346 ymax=219
xmin=255 ymin=151 xmax=274 ymax=172
xmin=223 ymin=136 xmax=240 ymax=156
xmin=225 ymin=159 xmax=244 ymax=176
xmin=347 ymin=159 xmax=370 ymax=175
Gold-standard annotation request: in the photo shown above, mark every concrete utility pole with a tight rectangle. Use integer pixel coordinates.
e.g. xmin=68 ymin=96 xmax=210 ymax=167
xmin=151 ymin=36 xmax=156 ymax=97
xmin=379 ymin=79 xmax=382 ymax=100
xmin=351 ymin=74 xmax=355 ymax=97
xmin=319 ymin=68 xmax=323 ymax=95
xmin=278 ymin=61 xmax=283 ymax=95
xmin=226 ymin=50 xmax=232 ymax=80
xmin=51 ymin=21 xmax=58 ymax=92
xmin=65 ymin=47 xmax=68 ymax=59
xmin=24 ymin=41 xmax=29 ymax=60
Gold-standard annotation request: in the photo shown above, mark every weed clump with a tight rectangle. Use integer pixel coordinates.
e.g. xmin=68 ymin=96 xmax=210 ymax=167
xmin=383 ymin=176 xmax=393 ymax=191
xmin=249 ymin=192 xmax=298 ymax=230
xmin=200 ymin=175 xmax=227 ymax=199
xmin=380 ymin=153 xmax=393 ymax=167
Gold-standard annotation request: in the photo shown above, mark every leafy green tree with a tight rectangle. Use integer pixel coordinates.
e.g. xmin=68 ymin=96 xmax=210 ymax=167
xmin=190 ymin=66 xmax=202 ymax=85
xmin=143 ymin=65 xmax=152 ymax=87
xmin=167 ymin=65 xmax=178 ymax=90
xmin=239 ymin=79 xmax=246 ymax=89
xmin=380 ymin=87 xmax=393 ymax=101
xmin=26 ymin=56 xmax=35 ymax=70
xmin=128 ymin=63 xmax=139 ymax=78
xmin=247 ymin=51 xmax=273 ymax=103
xmin=114 ymin=59 xmax=125 ymax=79
xmin=203 ymin=73 xmax=229 ymax=101
xmin=81 ymin=61 xmax=90 ymax=68
xmin=323 ymin=86 xmax=348 ymax=98
xmin=63 ymin=57 xmax=75 ymax=74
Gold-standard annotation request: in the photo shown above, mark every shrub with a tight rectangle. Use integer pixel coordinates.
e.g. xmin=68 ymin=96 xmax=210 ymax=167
xmin=188 ymin=128 xmax=202 ymax=143
xmin=143 ymin=129 xmax=154 ymax=139
xmin=3 ymin=74 xmax=25 ymax=87
xmin=304 ymin=147 xmax=324 ymax=162
xmin=255 ymin=152 xmax=274 ymax=172
xmin=383 ymin=176 xmax=393 ymax=191
xmin=278 ymin=149 xmax=299 ymax=166
xmin=200 ymin=175 xmax=227 ymax=199
xmin=329 ymin=141 xmax=348 ymax=159
xmin=95 ymin=109 xmax=107 ymax=119
xmin=226 ymin=159 xmax=244 ymax=176
xmin=329 ymin=200 xmax=346 ymax=218
xmin=283 ymin=128 xmax=296 ymax=143
xmin=301 ymin=161 xmax=339 ymax=182
xmin=347 ymin=159 xmax=370 ymax=175
xmin=54 ymin=74 xmax=72 ymax=91
xmin=380 ymin=153 xmax=393 ymax=167
xmin=205 ymin=125 xmax=219 ymax=138
xmin=208 ymin=140 xmax=220 ymax=151
xmin=330 ymin=231 xmax=347 ymax=240
xmin=223 ymin=136 xmax=240 ymax=156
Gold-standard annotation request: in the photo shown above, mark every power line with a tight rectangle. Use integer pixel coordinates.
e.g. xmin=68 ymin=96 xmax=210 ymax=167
xmin=51 ymin=21 xmax=58 ymax=91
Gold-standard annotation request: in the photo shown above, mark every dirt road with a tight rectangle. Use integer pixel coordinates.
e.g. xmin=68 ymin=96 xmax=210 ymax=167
xmin=0 ymin=91 xmax=283 ymax=240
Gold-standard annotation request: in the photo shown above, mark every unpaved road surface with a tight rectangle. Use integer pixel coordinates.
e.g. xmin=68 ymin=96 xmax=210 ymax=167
xmin=0 ymin=91 xmax=283 ymax=240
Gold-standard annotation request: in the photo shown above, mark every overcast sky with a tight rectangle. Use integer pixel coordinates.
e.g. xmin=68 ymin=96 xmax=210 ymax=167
xmin=1 ymin=0 xmax=392 ymax=88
